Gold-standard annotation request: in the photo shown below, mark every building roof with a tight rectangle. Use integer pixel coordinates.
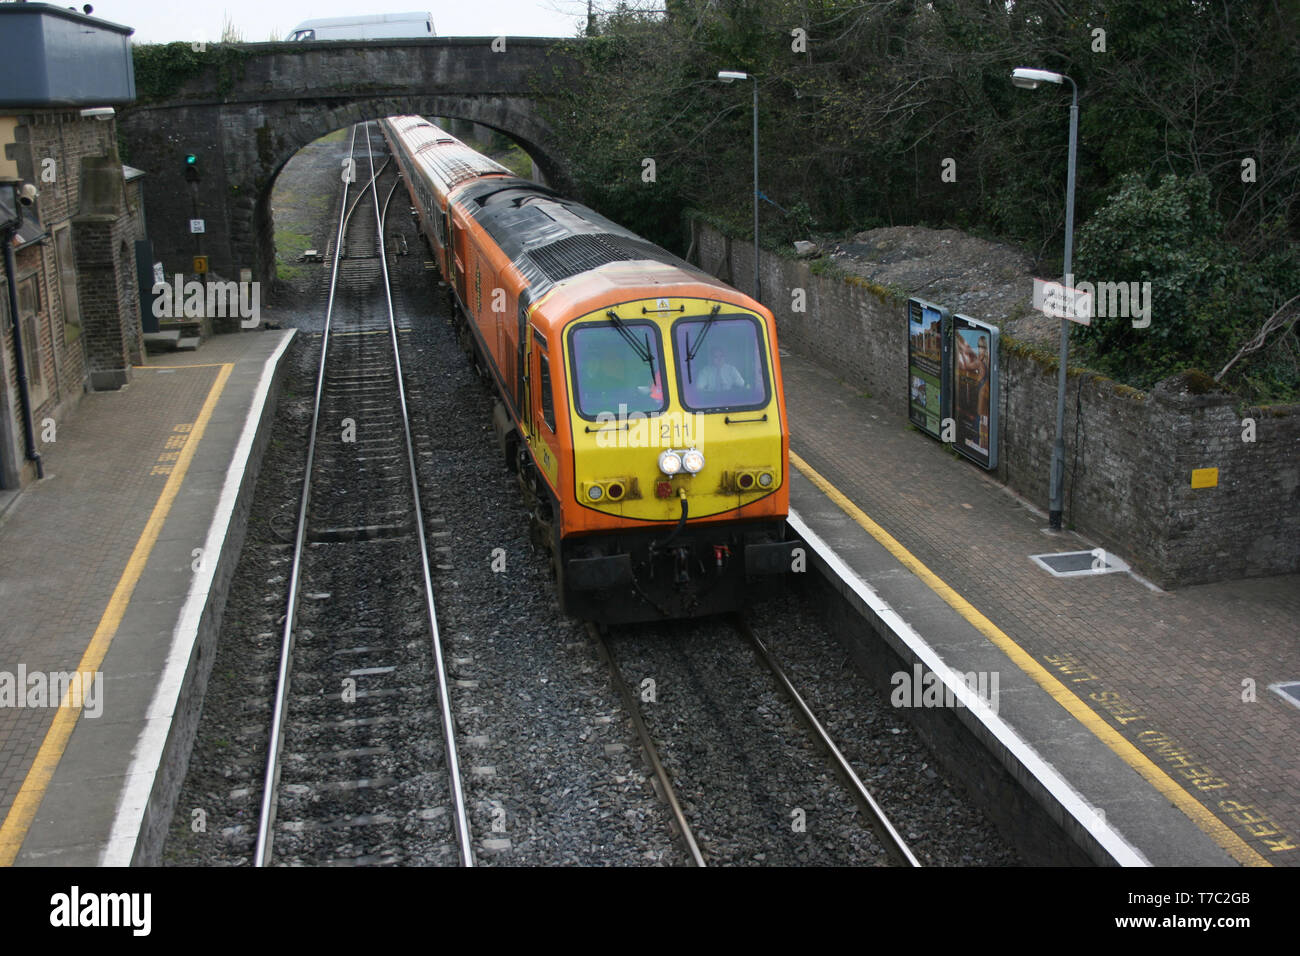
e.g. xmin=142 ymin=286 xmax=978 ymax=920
xmin=0 ymin=2 xmax=132 ymax=35
xmin=0 ymin=3 xmax=135 ymax=108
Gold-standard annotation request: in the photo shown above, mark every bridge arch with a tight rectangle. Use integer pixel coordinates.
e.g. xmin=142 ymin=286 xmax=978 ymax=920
xmin=118 ymin=38 xmax=580 ymax=288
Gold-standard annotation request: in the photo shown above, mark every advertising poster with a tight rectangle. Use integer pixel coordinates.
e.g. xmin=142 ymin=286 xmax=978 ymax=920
xmin=951 ymin=313 xmax=999 ymax=469
xmin=907 ymin=298 xmax=948 ymax=440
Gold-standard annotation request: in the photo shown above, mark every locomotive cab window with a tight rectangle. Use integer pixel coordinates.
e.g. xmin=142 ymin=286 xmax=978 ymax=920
xmin=674 ymin=314 xmax=770 ymax=413
xmin=568 ymin=321 xmax=667 ymax=420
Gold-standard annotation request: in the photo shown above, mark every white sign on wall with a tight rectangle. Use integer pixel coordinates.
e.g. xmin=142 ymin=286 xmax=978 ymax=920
xmin=1032 ymin=277 xmax=1093 ymax=325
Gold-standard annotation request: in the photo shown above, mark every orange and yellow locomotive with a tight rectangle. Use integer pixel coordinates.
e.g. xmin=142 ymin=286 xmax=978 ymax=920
xmin=381 ymin=115 xmax=794 ymax=622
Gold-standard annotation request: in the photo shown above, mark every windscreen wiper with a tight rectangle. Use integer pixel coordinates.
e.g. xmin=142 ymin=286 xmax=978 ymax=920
xmin=684 ymin=303 xmax=722 ymax=384
xmin=606 ymin=310 xmax=657 ymax=386
xmin=606 ymin=310 xmax=651 ymax=362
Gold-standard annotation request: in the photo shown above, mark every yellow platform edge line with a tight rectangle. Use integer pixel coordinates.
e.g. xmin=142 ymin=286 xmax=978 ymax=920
xmin=134 ymin=363 xmax=229 ymax=370
xmin=788 ymin=449 xmax=1269 ymax=868
xmin=0 ymin=362 xmax=235 ymax=866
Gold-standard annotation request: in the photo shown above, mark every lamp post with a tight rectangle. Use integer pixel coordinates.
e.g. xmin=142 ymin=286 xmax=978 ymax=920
xmin=1012 ymin=66 xmax=1077 ymax=532
xmin=717 ymin=70 xmax=759 ymax=302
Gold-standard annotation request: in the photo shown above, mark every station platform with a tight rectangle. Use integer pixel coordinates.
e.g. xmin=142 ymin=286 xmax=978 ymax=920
xmin=1 ymin=324 xmax=1291 ymax=869
xmin=781 ymin=349 xmax=1299 ymax=866
xmin=0 ymin=329 xmax=295 ymax=866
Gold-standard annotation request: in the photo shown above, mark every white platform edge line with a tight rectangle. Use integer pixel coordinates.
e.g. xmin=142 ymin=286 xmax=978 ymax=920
xmin=102 ymin=331 xmax=296 ymax=866
xmin=786 ymin=506 xmax=1151 ymax=867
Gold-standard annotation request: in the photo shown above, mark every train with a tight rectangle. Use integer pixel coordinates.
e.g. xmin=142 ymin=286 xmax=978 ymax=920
xmin=379 ymin=115 xmax=796 ymax=623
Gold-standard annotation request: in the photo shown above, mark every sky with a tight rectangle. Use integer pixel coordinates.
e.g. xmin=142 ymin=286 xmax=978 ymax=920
xmin=79 ymin=0 xmax=592 ymax=44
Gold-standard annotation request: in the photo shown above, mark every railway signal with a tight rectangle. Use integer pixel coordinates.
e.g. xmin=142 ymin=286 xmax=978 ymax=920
xmin=185 ymin=153 xmax=203 ymax=266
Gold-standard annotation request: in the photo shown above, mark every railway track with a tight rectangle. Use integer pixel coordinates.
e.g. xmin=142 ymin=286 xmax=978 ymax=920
xmin=166 ymin=119 xmax=1013 ymax=869
xmin=253 ymin=123 xmax=472 ymax=867
xmin=592 ymin=616 xmax=921 ymax=867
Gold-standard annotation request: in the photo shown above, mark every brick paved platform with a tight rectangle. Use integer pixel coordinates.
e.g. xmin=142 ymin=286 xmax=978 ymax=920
xmin=781 ymin=349 xmax=1299 ymax=866
xmin=0 ymin=329 xmax=295 ymax=866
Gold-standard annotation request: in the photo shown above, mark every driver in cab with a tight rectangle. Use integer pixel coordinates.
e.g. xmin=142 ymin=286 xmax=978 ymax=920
xmin=696 ymin=344 xmax=744 ymax=391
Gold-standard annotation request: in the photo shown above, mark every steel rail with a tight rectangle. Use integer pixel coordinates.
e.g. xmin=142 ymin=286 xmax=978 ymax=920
xmin=588 ymin=623 xmax=706 ymax=867
xmin=254 ymin=124 xmax=359 ymax=867
xmin=365 ymin=123 xmax=475 ymax=867
xmin=738 ymin=617 xmax=922 ymax=867
xmin=382 ymin=175 xmax=400 ymax=224
xmin=338 ymin=155 xmax=392 ymax=250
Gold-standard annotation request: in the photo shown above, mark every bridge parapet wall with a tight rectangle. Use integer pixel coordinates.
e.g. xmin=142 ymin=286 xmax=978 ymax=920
xmin=119 ymin=38 xmax=578 ymax=288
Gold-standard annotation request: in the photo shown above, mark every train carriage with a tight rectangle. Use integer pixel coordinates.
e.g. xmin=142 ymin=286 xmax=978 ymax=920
xmin=380 ymin=115 xmax=795 ymax=622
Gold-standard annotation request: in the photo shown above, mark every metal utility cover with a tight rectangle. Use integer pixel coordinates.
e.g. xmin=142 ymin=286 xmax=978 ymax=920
xmin=1270 ymin=682 xmax=1300 ymax=712
xmin=1031 ymin=549 xmax=1130 ymax=578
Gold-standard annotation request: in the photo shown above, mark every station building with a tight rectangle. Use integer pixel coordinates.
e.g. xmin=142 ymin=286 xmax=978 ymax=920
xmin=0 ymin=3 xmax=145 ymax=490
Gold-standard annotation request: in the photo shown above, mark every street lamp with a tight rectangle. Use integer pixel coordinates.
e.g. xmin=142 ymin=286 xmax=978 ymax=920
xmin=1012 ymin=66 xmax=1078 ymax=532
xmin=717 ymin=70 xmax=759 ymax=302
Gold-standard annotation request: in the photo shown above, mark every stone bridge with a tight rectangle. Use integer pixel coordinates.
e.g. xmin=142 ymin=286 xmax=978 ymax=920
xmin=118 ymin=37 xmax=582 ymax=288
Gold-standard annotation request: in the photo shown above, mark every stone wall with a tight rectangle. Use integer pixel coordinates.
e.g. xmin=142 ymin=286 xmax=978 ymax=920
xmin=690 ymin=219 xmax=1300 ymax=586
xmin=119 ymin=38 xmax=579 ymax=288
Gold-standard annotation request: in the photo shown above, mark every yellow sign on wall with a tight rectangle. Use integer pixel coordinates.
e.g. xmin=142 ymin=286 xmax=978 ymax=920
xmin=1191 ymin=467 xmax=1219 ymax=489
xmin=193 ymin=255 xmax=209 ymax=274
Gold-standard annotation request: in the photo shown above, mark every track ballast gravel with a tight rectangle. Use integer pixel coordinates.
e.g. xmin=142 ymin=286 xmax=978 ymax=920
xmin=162 ymin=124 xmax=1022 ymax=867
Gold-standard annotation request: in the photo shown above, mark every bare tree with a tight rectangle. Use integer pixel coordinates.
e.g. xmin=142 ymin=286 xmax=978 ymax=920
xmin=1217 ymin=293 xmax=1300 ymax=382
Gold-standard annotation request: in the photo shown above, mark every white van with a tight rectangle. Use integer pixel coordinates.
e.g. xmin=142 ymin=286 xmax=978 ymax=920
xmin=287 ymin=12 xmax=435 ymax=41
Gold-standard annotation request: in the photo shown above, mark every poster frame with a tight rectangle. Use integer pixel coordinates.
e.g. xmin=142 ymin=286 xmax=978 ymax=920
xmin=950 ymin=312 xmax=999 ymax=470
xmin=906 ymin=297 xmax=951 ymax=441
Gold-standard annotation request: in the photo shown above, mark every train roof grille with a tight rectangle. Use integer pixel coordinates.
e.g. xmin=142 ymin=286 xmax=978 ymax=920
xmin=526 ymin=233 xmax=686 ymax=283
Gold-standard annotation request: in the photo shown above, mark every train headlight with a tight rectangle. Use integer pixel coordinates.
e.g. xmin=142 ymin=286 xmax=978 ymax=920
xmin=587 ymin=484 xmax=604 ymax=501
xmin=758 ymin=471 xmax=773 ymax=488
xmin=682 ymin=449 xmax=705 ymax=474
xmin=658 ymin=450 xmax=683 ymax=476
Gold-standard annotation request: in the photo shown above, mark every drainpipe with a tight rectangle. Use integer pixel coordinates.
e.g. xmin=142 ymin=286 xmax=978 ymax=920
xmin=2 ymin=186 xmax=44 ymax=480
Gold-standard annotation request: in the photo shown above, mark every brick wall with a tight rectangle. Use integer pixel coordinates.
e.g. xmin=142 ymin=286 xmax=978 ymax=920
xmin=0 ymin=287 xmax=24 ymax=487
xmin=691 ymin=220 xmax=1300 ymax=586
xmin=0 ymin=110 xmax=145 ymax=486
xmin=5 ymin=112 xmax=119 ymax=409
xmin=73 ymin=215 xmax=140 ymax=389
